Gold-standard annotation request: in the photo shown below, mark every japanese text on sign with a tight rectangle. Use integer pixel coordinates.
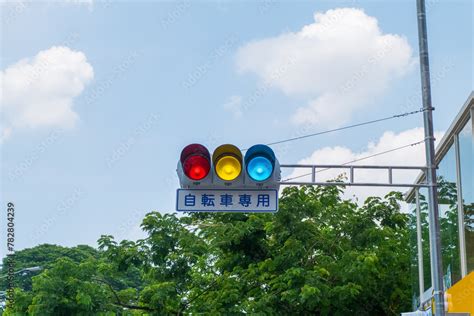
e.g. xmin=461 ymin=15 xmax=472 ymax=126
xmin=176 ymin=189 xmax=278 ymax=212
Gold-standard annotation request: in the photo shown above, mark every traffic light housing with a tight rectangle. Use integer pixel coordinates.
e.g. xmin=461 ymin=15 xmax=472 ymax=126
xmin=213 ymin=144 xmax=243 ymax=183
xmin=177 ymin=143 xmax=280 ymax=189
xmin=245 ymin=144 xmax=276 ymax=183
xmin=180 ymin=143 xmax=211 ymax=181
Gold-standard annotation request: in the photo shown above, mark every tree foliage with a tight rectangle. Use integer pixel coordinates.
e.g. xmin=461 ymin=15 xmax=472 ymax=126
xmin=3 ymin=186 xmax=413 ymax=315
xmin=0 ymin=244 xmax=98 ymax=291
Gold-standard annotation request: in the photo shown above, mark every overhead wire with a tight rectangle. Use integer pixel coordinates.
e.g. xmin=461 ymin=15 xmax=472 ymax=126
xmin=242 ymin=108 xmax=424 ymax=151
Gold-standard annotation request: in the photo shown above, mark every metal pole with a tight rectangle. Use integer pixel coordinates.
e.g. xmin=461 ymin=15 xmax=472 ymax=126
xmin=416 ymin=0 xmax=445 ymax=315
xmin=416 ymin=189 xmax=425 ymax=298
xmin=454 ymin=135 xmax=467 ymax=277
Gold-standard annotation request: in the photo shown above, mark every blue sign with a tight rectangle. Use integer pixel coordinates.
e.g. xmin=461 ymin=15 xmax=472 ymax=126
xmin=176 ymin=189 xmax=278 ymax=212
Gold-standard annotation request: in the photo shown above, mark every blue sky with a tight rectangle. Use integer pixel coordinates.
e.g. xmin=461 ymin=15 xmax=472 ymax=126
xmin=1 ymin=0 xmax=472 ymax=253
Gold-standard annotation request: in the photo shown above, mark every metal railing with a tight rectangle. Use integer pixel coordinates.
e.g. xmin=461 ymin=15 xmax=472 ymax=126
xmin=279 ymin=164 xmax=429 ymax=188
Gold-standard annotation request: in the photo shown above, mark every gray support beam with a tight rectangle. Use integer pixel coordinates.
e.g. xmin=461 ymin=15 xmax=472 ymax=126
xmin=416 ymin=189 xmax=425 ymax=298
xmin=416 ymin=0 xmax=445 ymax=314
xmin=454 ymin=134 xmax=467 ymax=277
xmin=279 ymin=164 xmax=428 ymax=187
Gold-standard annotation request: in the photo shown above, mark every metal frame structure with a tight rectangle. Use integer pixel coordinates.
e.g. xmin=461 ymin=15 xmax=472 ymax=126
xmin=454 ymin=135 xmax=468 ymax=278
xmin=404 ymin=93 xmax=473 ymax=314
xmin=277 ymin=96 xmax=472 ymax=316
xmin=279 ymin=164 xmax=429 ymax=188
xmin=406 ymin=94 xmax=473 ymax=288
xmin=415 ymin=189 xmax=425 ymax=298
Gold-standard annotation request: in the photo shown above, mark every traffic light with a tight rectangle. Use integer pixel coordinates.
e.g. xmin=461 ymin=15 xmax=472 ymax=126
xmin=179 ymin=143 xmax=211 ymax=181
xmin=245 ymin=144 xmax=276 ymax=182
xmin=177 ymin=143 xmax=280 ymax=189
xmin=213 ymin=144 xmax=243 ymax=182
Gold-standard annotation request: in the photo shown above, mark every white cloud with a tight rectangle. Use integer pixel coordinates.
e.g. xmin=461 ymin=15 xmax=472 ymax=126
xmin=223 ymin=95 xmax=243 ymax=119
xmin=0 ymin=46 xmax=94 ymax=141
xmin=236 ymin=8 xmax=415 ymax=127
xmin=285 ymin=128 xmax=444 ymax=203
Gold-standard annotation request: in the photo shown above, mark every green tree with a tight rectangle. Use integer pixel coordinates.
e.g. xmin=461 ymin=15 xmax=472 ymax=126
xmin=0 ymin=244 xmax=99 ymax=291
xmin=179 ymin=186 xmax=411 ymax=315
xmin=3 ymin=186 xmax=413 ymax=315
